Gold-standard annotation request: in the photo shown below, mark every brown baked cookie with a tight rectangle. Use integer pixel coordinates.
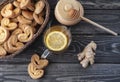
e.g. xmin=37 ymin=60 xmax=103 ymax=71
xmin=28 ymin=63 xmax=44 ymax=79
xmin=31 ymin=54 xmax=49 ymax=69
xmin=28 ymin=54 xmax=49 ymax=79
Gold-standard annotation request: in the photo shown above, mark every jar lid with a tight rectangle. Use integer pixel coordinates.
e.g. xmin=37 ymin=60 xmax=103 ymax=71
xmin=55 ymin=0 xmax=84 ymax=25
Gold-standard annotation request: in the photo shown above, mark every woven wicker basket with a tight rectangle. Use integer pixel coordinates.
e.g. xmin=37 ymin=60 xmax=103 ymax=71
xmin=0 ymin=0 xmax=50 ymax=59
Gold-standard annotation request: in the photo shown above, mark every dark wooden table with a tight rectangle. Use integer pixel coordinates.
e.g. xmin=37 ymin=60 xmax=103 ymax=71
xmin=0 ymin=0 xmax=120 ymax=82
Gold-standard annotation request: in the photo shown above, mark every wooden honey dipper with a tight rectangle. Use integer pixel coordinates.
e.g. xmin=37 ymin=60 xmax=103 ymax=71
xmin=55 ymin=0 xmax=118 ymax=36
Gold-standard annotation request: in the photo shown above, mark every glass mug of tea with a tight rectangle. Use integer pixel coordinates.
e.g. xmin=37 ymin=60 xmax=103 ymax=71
xmin=41 ymin=25 xmax=72 ymax=58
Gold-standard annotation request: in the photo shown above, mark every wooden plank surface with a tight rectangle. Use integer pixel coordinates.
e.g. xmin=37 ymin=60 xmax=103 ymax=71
xmin=0 ymin=0 xmax=120 ymax=10
xmin=48 ymin=0 xmax=120 ymax=9
xmin=49 ymin=10 xmax=120 ymax=35
xmin=0 ymin=35 xmax=120 ymax=64
xmin=0 ymin=0 xmax=120 ymax=82
xmin=0 ymin=64 xmax=120 ymax=82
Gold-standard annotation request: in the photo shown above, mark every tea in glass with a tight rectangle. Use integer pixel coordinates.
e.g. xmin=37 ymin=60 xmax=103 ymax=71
xmin=44 ymin=25 xmax=71 ymax=53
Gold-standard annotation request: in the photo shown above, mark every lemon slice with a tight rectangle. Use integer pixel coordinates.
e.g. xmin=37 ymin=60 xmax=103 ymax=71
xmin=45 ymin=31 xmax=67 ymax=51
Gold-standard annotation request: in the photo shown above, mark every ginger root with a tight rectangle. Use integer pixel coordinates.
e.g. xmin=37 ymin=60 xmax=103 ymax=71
xmin=77 ymin=41 xmax=97 ymax=68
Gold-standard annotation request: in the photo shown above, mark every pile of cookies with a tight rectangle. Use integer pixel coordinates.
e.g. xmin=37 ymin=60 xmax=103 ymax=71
xmin=28 ymin=54 xmax=49 ymax=79
xmin=0 ymin=0 xmax=45 ymax=56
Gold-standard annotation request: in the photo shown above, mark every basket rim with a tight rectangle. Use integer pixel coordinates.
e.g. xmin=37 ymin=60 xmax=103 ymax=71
xmin=0 ymin=0 xmax=50 ymax=59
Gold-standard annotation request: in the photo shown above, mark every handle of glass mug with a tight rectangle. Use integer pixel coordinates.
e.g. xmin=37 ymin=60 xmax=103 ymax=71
xmin=40 ymin=20 xmax=53 ymax=59
xmin=41 ymin=49 xmax=50 ymax=59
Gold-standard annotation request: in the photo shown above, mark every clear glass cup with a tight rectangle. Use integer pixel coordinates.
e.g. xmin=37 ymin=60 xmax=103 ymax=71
xmin=41 ymin=25 xmax=72 ymax=58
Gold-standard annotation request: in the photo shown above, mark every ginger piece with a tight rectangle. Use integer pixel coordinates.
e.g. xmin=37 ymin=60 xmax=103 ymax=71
xmin=77 ymin=41 xmax=97 ymax=68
